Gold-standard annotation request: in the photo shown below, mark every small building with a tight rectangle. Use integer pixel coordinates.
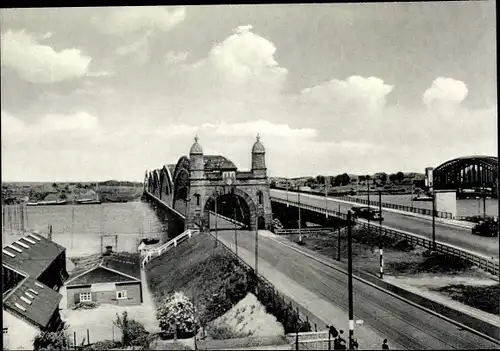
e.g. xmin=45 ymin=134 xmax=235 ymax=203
xmin=2 ymin=233 xmax=67 ymax=350
xmin=63 ymin=247 xmax=143 ymax=309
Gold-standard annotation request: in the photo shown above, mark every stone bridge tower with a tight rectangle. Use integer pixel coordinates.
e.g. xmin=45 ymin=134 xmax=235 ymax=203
xmin=184 ymin=135 xmax=273 ymax=232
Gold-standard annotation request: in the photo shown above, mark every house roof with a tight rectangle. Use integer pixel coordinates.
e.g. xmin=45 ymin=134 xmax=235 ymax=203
xmin=2 ymin=233 xmax=66 ymax=279
xmin=3 ymin=275 xmax=62 ymax=329
xmin=66 ymin=252 xmax=141 ymax=286
xmin=204 ymin=155 xmax=237 ymax=171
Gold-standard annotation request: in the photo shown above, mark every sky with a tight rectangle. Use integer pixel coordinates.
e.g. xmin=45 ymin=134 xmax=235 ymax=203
xmin=1 ymin=3 xmax=497 ymax=182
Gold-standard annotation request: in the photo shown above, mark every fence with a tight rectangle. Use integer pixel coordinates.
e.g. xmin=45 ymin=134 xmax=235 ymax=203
xmin=271 ymin=198 xmax=499 ymax=277
xmin=141 ymin=229 xmax=199 ymax=268
xmin=272 ymin=187 xmax=453 ymax=219
xmin=274 ymin=228 xmax=336 ymax=235
xmin=207 ymin=230 xmax=312 ymax=335
xmin=285 ymin=330 xmax=339 ymax=350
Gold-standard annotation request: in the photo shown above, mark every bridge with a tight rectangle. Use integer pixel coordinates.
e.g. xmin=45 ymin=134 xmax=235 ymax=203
xmin=142 ymin=136 xmax=499 ymax=349
xmin=431 ymin=155 xmax=498 ymax=198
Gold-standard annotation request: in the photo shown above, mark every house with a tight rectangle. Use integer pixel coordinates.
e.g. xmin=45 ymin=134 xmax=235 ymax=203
xmin=2 ymin=233 xmax=67 ymax=350
xmin=63 ymin=246 xmax=143 ymax=309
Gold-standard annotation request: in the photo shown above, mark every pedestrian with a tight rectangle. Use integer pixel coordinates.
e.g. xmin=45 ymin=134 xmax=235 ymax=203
xmin=352 ymin=339 xmax=359 ymax=350
xmin=382 ymin=338 xmax=390 ymax=349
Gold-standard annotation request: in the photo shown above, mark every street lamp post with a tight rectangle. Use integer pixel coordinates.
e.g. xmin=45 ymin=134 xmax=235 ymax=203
xmin=347 ymin=211 xmax=355 ymax=349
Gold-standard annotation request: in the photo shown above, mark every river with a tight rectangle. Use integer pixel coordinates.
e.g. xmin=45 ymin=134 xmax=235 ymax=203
xmin=1 ymin=201 xmax=175 ymax=257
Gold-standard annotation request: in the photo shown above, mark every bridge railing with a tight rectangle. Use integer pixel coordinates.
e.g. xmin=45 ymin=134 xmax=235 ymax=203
xmin=274 ymin=227 xmax=336 ymax=235
xmin=272 ymin=198 xmax=499 ymax=276
xmin=272 ymin=187 xmax=453 ymax=219
xmin=141 ymin=229 xmax=199 ymax=268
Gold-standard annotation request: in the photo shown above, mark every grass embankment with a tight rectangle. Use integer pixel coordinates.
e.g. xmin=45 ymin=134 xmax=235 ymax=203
xmin=286 ymin=226 xmax=498 ymax=315
xmin=146 ymin=234 xmax=284 ymax=342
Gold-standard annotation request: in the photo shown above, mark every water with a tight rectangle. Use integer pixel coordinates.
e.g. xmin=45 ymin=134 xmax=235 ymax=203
xmin=2 ymin=201 xmax=170 ymax=257
xmin=351 ymin=194 xmax=498 ymax=217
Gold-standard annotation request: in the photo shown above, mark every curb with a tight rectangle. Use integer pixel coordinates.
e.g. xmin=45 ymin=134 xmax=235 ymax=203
xmin=266 ymin=234 xmax=500 ymax=345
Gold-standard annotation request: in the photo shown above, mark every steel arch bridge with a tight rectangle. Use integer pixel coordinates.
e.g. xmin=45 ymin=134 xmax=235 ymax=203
xmin=433 ymin=156 xmax=498 ymax=198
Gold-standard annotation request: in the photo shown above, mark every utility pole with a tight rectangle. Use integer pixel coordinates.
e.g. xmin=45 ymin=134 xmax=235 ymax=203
xmin=214 ymin=198 xmax=218 ymax=248
xmin=298 ymin=191 xmax=302 ymax=243
xmin=432 ymin=189 xmax=436 ymax=251
xmin=255 ymin=216 xmax=259 ymax=276
xmin=410 ymin=183 xmax=414 ymax=211
xmin=234 ymin=208 xmax=238 ymax=257
xmin=379 ymin=191 xmax=383 ymax=279
xmin=325 ymin=177 xmax=329 ymax=218
xmin=286 ymin=178 xmax=289 ymax=206
xmin=337 ymin=226 xmax=341 ymax=261
xmin=482 ymin=184 xmax=486 ymax=218
xmin=367 ymin=176 xmax=371 ymax=225
xmin=347 ymin=211 xmax=355 ymax=349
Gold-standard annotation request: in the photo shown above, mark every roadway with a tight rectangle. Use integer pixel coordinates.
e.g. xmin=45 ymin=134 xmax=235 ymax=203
xmin=210 ymin=215 xmax=500 ymax=350
xmin=270 ymin=189 xmax=499 ymax=259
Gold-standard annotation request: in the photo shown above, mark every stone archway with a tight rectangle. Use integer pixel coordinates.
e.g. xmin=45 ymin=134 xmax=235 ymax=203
xmin=202 ymin=187 xmax=258 ymax=232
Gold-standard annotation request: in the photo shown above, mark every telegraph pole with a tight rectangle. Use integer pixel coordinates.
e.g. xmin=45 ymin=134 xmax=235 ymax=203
xmin=298 ymin=191 xmax=302 ymax=243
xmin=347 ymin=211 xmax=355 ymax=349
xmin=432 ymin=189 xmax=436 ymax=251
xmin=325 ymin=177 xmax=329 ymax=218
xmin=214 ymin=199 xmax=218 ymax=248
xmin=234 ymin=208 xmax=238 ymax=257
xmin=337 ymin=226 xmax=341 ymax=261
xmin=255 ymin=216 xmax=259 ymax=276
xmin=367 ymin=176 xmax=371 ymax=225
xmin=379 ymin=191 xmax=384 ymax=279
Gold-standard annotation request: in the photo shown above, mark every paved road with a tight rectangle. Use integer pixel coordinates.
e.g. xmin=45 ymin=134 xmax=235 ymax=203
xmin=210 ymin=215 xmax=499 ymax=350
xmin=271 ymin=189 xmax=499 ymax=259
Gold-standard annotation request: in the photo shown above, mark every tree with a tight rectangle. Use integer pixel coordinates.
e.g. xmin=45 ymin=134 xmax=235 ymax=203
xmin=389 ymin=173 xmax=397 ymax=184
xmin=33 ymin=324 xmax=71 ymax=350
xmin=114 ymin=311 xmax=150 ymax=347
xmin=51 ymin=183 xmax=58 ymax=190
xmin=270 ymin=180 xmax=276 ymax=189
xmin=358 ymin=175 xmax=366 ymax=182
xmin=334 ymin=174 xmax=342 ymax=187
xmin=59 ymin=193 xmax=67 ymax=200
xmin=378 ymin=173 xmax=388 ymax=184
xmin=157 ymin=291 xmax=195 ymax=336
xmin=396 ymin=171 xmax=405 ymax=184
xmin=316 ymin=175 xmax=325 ymax=185
xmin=341 ymin=173 xmax=350 ymax=186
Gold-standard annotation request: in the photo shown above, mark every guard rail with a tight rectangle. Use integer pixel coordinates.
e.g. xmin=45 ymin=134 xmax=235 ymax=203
xmin=141 ymin=229 xmax=199 ymax=268
xmin=271 ymin=198 xmax=499 ymax=276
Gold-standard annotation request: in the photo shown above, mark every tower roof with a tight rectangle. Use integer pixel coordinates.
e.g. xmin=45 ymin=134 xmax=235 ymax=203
xmin=252 ymin=134 xmax=265 ymax=154
xmin=189 ymin=135 xmax=203 ymax=155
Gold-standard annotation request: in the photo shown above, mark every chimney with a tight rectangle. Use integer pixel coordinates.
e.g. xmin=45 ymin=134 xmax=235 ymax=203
xmin=103 ymin=245 xmax=113 ymax=256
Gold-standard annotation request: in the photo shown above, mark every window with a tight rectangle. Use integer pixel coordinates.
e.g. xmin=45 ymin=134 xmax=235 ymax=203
xmin=116 ymin=290 xmax=128 ymax=300
xmin=194 ymin=194 xmax=200 ymax=207
xmin=3 ymin=328 xmax=8 ymax=334
xmin=79 ymin=292 xmax=91 ymax=302
xmin=258 ymin=191 xmax=263 ymax=205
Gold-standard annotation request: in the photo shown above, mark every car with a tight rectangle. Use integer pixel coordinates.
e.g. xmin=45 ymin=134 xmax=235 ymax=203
xmin=351 ymin=206 xmax=384 ymax=222
xmin=472 ymin=219 xmax=499 ymax=237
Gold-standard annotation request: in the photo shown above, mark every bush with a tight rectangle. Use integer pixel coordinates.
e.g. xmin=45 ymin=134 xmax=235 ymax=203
xmin=33 ymin=324 xmax=71 ymax=350
xmin=82 ymin=340 xmax=120 ymax=350
xmin=205 ymin=322 xmax=251 ymax=340
xmin=73 ymin=301 xmax=99 ymax=310
xmin=157 ymin=291 xmax=195 ymax=335
xmin=113 ymin=311 xmax=150 ymax=347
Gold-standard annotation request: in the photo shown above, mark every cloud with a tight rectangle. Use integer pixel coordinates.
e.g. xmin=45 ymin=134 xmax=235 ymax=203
xmin=92 ymin=6 xmax=186 ymax=36
xmin=186 ymin=24 xmax=288 ymax=97
xmin=0 ymin=30 xmax=91 ymax=84
xmin=165 ymin=51 xmax=188 ymax=64
xmin=300 ymin=75 xmax=394 ymax=115
xmin=87 ymin=70 xmax=113 ymax=77
xmin=423 ymin=77 xmax=468 ymax=107
xmin=115 ymin=30 xmax=153 ymax=64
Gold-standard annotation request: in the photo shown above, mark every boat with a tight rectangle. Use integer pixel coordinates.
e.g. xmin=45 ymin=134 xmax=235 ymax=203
xmin=27 ymin=200 xmax=67 ymax=206
xmin=413 ymin=194 xmax=433 ymax=201
xmin=75 ymin=183 xmax=102 ymax=205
